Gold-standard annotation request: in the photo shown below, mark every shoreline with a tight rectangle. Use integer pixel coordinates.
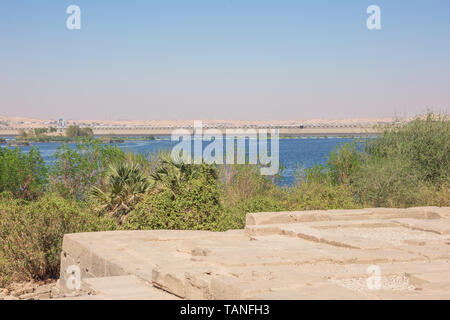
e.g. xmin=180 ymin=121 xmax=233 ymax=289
xmin=0 ymin=127 xmax=379 ymax=137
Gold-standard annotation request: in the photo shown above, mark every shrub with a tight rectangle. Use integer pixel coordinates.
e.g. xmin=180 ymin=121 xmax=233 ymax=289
xmin=326 ymin=142 xmax=363 ymax=185
xmin=124 ymin=163 xmax=227 ymax=231
xmin=235 ymin=195 xmax=287 ymax=214
xmin=33 ymin=128 xmax=49 ymax=136
xmin=367 ymin=113 xmax=449 ymax=186
xmin=350 ymin=157 xmax=446 ymax=208
xmin=65 ymin=125 xmax=94 ymax=138
xmin=150 ymin=154 xmax=198 ymax=196
xmin=348 ymin=113 xmax=449 ymax=207
xmin=0 ymin=194 xmax=116 ymax=286
xmin=417 ymin=181 xmax=450 ymax=207
xmin=220 ymin=165 xmax=280 ymax=208
xmin=288 ymin=179 xmax=359 ymax=211
xmin=91 ymin=159 xmax=151 ymax=221
xmin=0 ymin=147 xmax=48 ymax=200
xmin=50 ymin=143 xmax=125 ymax=200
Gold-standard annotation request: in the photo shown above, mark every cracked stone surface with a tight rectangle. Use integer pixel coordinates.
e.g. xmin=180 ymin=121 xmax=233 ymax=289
xmin=58 ymin=207 xmax=450 ymax=300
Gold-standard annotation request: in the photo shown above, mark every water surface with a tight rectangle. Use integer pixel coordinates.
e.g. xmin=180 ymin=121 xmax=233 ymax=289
xmin=4 ymin=137 xmax=362 ymax=186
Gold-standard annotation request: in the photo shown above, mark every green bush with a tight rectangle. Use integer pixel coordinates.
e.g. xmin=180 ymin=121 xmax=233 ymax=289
xmin=65 ymin=125 xmax=94 ymax=138
xmin=124 ymin=163 xmax=229 ymax=231
xmin=50 ymin=143 xmax=125 ymax=200
xmin=0 ymin=194 xmax=116 ymax=286
xmin=288 ymin=180 xmax=359 ymax=211
xmin=348 ymin=113 xmax=449 ymax=207
xmin=326 ymin=142 xmax=363 ymax=185
xmin=91 ymin=159 xmax=151 ymax=221
xmin=33 ymin=128 xmax=49 ymax=136
xmin=350 ymin=158 xmax=421 ymax=207
xmin=0 ymin=147 xmax=48 ymax=199
xmin=367 ymin=113 xmax=449 ymax=185
xmin=286 ymin=163 xmax=360 ymax=211
xmin=220 ymin=165 xmax=281 ymax=208
xmin=235 ymin=195 xmax=286 ymax=214
xmin=417 ymin=181 xmax=450 ymax=207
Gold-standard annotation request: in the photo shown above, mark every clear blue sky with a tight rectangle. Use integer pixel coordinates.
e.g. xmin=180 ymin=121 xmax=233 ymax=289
xmin=1 ymin=0 xmax=449 ymax=120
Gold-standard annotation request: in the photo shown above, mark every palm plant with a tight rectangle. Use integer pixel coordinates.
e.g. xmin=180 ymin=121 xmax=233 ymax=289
xmin=150 ymin=154 xmax=219 ymax=197
xmin=150 ymin=154 xmax=193 ymax=197
xmin=92 ymin=160 xmax=151 ymax=221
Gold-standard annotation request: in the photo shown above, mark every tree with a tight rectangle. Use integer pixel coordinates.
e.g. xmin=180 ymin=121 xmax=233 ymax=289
xmin=92 ymin=160 xmax=151 ymax=221
xmin=65 ymin=125 xmax=94 ymax=138
xmin=34 ymin=128 xmax=48 ymax=136
xmin=0 ymin=146 xmax=48 ymax=199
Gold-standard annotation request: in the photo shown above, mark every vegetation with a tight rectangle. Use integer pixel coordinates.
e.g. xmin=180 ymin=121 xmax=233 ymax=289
xmin=0 ymin=112 xmax=448 ymax=286
xmin=99 ymin=136 xmax=125 ymax=144
xmin=14 ymin=125 xmax=94 ymax=144
xmin=0 ymin=147 xmax=48 ymax=200
xmin=49 ymin=143 xmax=125 ymax=200
xmin=92 ymin=159 xmax=151 ymax=221
xmin=348 ymin=114 xmax=449 ymax=207
xmin=0 ymin=194 xmax=116 ymax=286
xmin=33 ymin=127 xmax=49 ymax=136
xmin=65 ymin=125 xmax=94 ymax=138
xmin=14 ymin=131 xmax=154 ymax=144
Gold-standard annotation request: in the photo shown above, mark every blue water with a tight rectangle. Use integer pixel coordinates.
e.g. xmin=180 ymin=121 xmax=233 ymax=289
xmin=3 ymin=137 xmax=361 ymax=186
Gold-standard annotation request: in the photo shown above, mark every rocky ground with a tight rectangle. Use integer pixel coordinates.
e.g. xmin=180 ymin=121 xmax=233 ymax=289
xmin=0 ymin=280 xmax=94 ymax=300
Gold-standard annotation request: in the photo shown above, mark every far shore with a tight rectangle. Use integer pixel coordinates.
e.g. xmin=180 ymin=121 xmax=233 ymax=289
xmin=0 ymin=127 xmax=379 ymax=137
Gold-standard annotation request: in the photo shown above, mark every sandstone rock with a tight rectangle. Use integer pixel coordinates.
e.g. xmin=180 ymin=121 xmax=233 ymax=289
xmin=58 ymin=206 xmax=450 ymax=299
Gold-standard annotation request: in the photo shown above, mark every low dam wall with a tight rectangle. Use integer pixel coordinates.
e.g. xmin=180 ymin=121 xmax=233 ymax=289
xmin=59 ymin=207 xmax=450 ymax=299
xmin=0 ymin=127 xmax=378 ymax=137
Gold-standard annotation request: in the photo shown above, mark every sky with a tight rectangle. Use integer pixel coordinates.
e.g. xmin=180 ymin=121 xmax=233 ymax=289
xmin=1 ymin=0 xmax=449 ymax=120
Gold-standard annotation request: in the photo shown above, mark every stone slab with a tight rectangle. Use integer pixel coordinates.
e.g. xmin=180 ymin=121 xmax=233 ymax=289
xmin=59 ymin=207 xmax=450 ymax=299
xmin=79 ymin=276 xmax=180 ymax=300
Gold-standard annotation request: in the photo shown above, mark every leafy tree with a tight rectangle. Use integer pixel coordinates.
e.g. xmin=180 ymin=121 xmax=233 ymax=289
xmin=33 ymin=128 xmax=48 ymax=136
xmin=65 ymin=125 xmax=94 ymax=138
xmin=0 ymin=147 xmax=48 ymax=199
xmin=50 ymin=143 xmax=125 ymax=200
